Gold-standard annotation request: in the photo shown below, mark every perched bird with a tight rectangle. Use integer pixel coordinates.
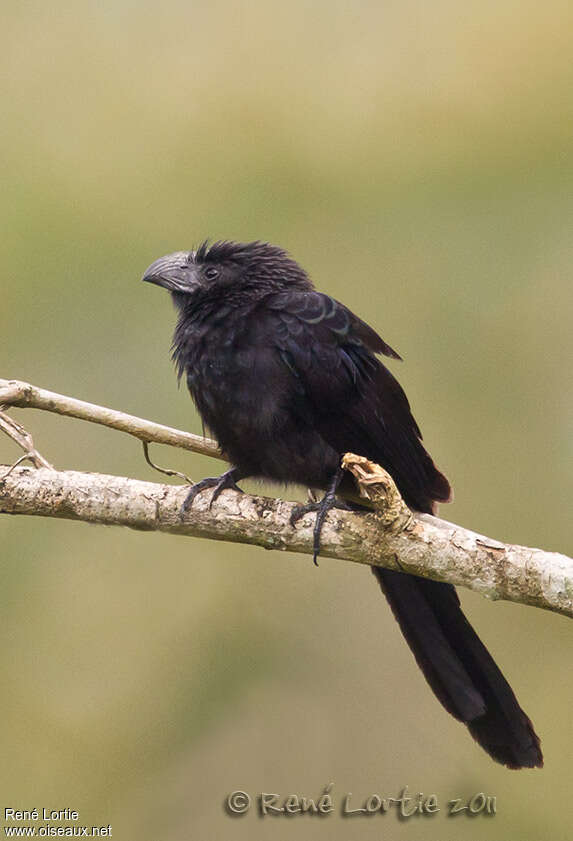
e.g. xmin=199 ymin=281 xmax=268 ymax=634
xmin=143 ymin=239 xmax=542 ymax=769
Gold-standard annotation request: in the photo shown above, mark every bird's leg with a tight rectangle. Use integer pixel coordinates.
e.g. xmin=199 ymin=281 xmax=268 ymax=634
xmin=181 ymin=467 xmax=246 ymax=515
xmin=290 ymin=467 xmax=352 ymax=565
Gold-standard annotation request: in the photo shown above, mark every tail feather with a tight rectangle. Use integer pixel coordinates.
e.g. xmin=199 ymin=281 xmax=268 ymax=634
xmin=372 ymin=566 xmax=543 ymax=769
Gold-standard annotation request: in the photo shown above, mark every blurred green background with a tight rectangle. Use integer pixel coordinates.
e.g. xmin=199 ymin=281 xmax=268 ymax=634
xmin=1 ymin=0 xmax=572 ymax=838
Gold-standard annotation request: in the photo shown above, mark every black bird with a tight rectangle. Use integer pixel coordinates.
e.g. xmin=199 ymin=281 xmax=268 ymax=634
xmin=142 ymin=239 xmax=542 ymax=769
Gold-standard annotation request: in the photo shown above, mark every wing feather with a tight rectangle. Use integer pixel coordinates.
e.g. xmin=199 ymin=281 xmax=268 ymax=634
xmin=266 ymin=291 xmax=451 ymax=511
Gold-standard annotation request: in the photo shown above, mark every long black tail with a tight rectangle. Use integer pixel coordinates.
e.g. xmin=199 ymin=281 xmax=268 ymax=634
xmin=372 ymin=566 xmax=542 ymax=769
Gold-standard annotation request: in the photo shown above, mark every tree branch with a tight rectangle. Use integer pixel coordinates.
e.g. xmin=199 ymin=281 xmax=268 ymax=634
xmin=1 ymin=378 xmax=571 ymax=619
xmin=0 ymin=378 xmax=220 ymax=459
xmin=1 ymin=458 xmax=571 ymax=619
xmin=0 ymin=409 xmax=53 ymax=469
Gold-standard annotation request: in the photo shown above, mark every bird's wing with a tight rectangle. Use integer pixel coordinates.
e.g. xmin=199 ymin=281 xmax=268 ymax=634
xmin=265 ymin=290 xmax=451 ymax=511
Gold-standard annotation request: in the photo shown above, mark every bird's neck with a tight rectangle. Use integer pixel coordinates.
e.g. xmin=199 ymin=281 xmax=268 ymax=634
xmin=170 ymin=291 xmax=258 ymax=383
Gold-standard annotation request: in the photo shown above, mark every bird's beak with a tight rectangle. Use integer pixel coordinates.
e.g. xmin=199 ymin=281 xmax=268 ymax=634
xmin=142 ymin=251 xmax=197 ymax=293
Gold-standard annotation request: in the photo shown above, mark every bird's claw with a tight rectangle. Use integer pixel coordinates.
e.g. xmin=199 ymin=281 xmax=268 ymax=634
xmin=180 ymin=468 xmax=244 ymax=516
xmin=290 ymin=500 xmax=324 ymax=565
xmin=290 ymin=480 xmax=352 ymax=566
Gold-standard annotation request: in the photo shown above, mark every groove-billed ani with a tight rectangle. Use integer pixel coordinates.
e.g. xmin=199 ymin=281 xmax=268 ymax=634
xmin=142 ymin=239 xmax=542 ymax=769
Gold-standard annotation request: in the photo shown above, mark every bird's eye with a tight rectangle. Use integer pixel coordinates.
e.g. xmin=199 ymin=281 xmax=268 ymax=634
xmin=204 ymin=266 xmax=219 ymax=280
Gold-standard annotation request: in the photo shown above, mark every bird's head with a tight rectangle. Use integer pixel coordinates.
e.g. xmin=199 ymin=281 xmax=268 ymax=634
xmin=142 ymin=240 xmax=312 ymax=304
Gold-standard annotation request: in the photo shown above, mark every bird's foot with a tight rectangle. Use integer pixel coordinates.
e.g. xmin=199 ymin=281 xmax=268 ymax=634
xmin=181 ymin=468 xmax=244 ymax=516
xmin=290 ymin=468 xmax=351 ymax=565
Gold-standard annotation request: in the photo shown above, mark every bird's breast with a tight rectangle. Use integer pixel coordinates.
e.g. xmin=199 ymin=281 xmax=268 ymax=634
xmin=173 ymin=321 xmax=340 ymax=486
